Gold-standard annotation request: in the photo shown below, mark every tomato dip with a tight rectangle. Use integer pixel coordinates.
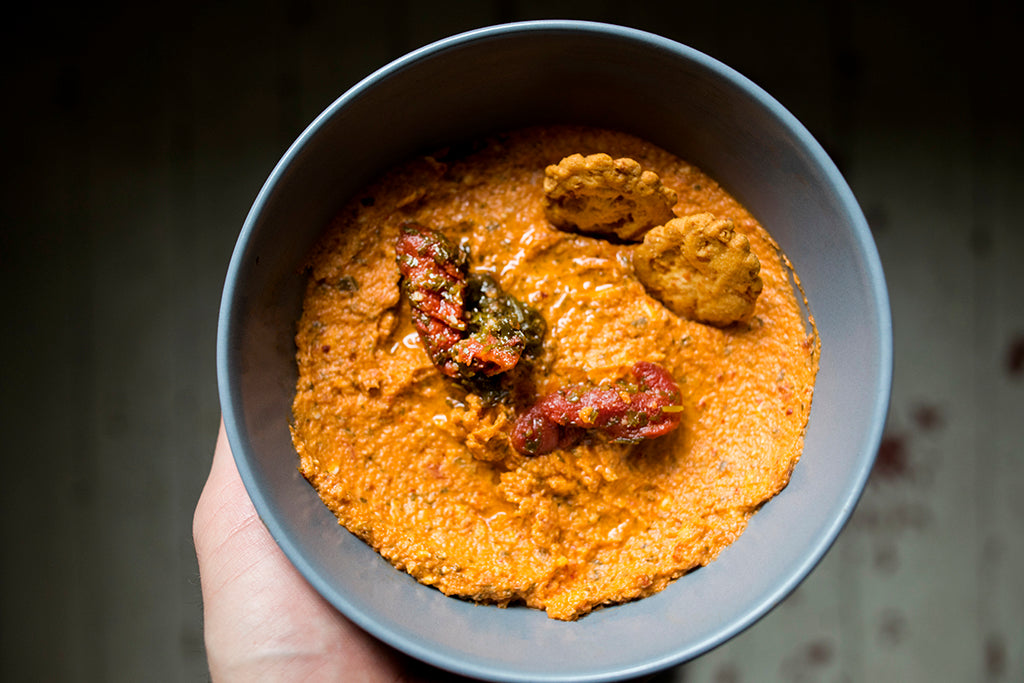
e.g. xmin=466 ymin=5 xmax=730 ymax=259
xmin=290 ymin=125 xmax=820 ymax=620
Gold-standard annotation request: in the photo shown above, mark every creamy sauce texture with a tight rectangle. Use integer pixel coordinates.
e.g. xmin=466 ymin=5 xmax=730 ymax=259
xmin=291 ymin=125 xmax=819 ymax=620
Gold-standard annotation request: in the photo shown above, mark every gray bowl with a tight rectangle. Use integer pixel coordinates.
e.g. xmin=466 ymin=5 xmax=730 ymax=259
xmin=217 ymin=20 xmax=892 ymax=683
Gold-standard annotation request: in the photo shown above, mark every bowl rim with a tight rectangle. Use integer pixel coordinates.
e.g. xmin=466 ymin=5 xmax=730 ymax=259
xmin=217 ymin=18 xmax=893 ymax=682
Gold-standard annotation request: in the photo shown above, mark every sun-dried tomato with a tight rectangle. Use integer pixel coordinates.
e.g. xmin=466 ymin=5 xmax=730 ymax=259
xmin=396 ymin=223 xmax=544 ymax=381
xmin=510 ymin=361 xmax=683 ymax=456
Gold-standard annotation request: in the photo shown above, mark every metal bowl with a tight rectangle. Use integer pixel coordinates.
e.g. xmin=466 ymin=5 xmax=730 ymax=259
xmin=217 ymin=20 xmax=892 ymax=682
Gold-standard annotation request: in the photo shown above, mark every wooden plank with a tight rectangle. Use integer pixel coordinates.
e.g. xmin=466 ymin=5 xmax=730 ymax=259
xmin=80 ymin=13 xmax=193 ymax=679
xmin=0 ymin=35 xmax=100 ymax=681
xmin=967 ymin=3 xmax=1024 ymax=680
xmin=971 ymin=86 xmax=1024 ymax=683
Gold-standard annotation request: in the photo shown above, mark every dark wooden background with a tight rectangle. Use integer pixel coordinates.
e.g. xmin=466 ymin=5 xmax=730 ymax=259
xmin=2 ymin=1 xmax=1021 ymax=680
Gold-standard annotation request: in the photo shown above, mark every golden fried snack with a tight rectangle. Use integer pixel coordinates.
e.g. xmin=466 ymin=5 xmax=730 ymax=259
xmin=634 ymin=213 xmax=763 ymax=326
xmin=543 ymin=153 xmax=678 ymax=241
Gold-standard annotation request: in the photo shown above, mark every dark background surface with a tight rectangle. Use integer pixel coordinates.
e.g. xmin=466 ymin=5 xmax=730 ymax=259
xmin=2 ymin=1 xmax=1022 ymax=680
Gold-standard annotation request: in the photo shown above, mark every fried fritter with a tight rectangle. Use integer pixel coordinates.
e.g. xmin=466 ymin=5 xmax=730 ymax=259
xmin=633 ymin=213 xmax=763 ymax=326
xmin=543 ymin=153 xmax=678 ymax=241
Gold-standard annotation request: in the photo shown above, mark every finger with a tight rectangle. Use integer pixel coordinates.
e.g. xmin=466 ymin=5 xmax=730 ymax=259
xmin=193 ymin=420 xmax=273 ymax=594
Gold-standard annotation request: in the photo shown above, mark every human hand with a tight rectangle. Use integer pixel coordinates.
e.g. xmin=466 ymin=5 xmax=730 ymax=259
xmin=193 ymin=421 xmax=431 ymax=682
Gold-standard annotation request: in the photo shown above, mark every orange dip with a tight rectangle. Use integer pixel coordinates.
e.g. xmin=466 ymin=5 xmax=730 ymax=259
xmin=290 ymin=125 xmax=819 ymax=620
